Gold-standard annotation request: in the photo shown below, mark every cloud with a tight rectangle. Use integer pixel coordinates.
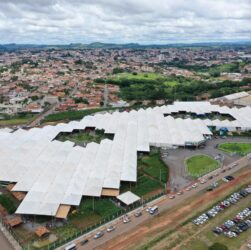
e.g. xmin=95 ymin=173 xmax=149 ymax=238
xmin=0 ymin=0 xmax=250 ymax=44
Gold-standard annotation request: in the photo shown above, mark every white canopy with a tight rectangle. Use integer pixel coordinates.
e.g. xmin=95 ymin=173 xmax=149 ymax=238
xmin=117 ymin=191 xmax=140 ymax=205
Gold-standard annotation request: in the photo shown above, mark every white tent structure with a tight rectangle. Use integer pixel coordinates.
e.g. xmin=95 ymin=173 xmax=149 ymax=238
xmin=117 ymin=191 xmax=140 ymax=206
xmin=0 ymin=102 xmax=250 ymax=217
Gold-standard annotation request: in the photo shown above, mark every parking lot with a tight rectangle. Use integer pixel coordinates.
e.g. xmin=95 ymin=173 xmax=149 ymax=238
xmin=161 ymin=137 xmax=251 ymax=192
xmin=193 ymin=186 xmax=251 ymax=227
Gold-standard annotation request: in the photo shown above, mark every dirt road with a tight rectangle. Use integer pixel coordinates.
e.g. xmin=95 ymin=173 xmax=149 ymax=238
xmin=97 ymin=168 xmax=251 ymax=250
xmin=60 ymin=156 xmax=250 ymax=250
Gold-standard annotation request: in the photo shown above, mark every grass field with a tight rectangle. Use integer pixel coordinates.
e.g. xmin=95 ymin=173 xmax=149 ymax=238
xmin=69 ymin=198 xmax=121 ymax=229
xmin=121 ymin=151 xmax=167 ymax=198
xmin=57 ymin=130 xmax=113 ymax=146
xmin=218 ymin=142 xmax=251 ymax=155
xmin=0 ymin=113 xmax=35 ymax=126
xmin=42 ymin=107 xmax=116 ymax=123
xmin=113 ymin=73 xmax=178 ymax=87
xmin=140 ymin=153 xmax=168 ymax=183
xmin=185 ymin=155 xmax=219 ymax=178
xmin=113 ymin=72 xmax=165 ymax=80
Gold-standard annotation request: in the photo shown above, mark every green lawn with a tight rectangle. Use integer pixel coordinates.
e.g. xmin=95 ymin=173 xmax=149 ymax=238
xmin=0 ymin=113 xmax=35 ymax=126
xmin=42 ymin=107 xmax=116 ymax=123
xmin=131 ymin=175 xmax=163 ymax=197
xmin=113 ymin=72 xmax=164 ymax=80
xmin=121 ymin=152 xmax=167 ymax=198
xmin=140 ymin=153 xmax=168 ymax=183
xmin=163 ymin=81 xmax=178 ymax=87
xmin=57 ymin=130 xmax=113 ymax=146
xmin=218 ymin=142 xmax=251 ymax=155
xmin=185 ymin=155 xmax=219 ymax=178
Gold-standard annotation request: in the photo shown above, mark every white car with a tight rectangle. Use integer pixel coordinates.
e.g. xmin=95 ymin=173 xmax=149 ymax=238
xmin=145 ymin=207 xmax=152 ymax=212
xmin=93 ymin=231 xmax=104 ymax=239
xmin=106 ymin=225 xmax=116 ymax=232
xmin=192 ymin=183 xmax=198 ymax=188
xmin=123 ymin=217 xmax=131 ymax=223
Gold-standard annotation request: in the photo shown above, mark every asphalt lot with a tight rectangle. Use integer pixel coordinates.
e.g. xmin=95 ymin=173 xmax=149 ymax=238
xmin=162 ymin=137 xmax=251 ymax=192
xmin=59 ymin=154 xmax=250 ymax=250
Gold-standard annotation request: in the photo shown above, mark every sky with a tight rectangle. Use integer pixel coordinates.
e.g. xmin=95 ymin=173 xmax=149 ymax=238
xmin=0 ymin=0 xmax=251 ymax=44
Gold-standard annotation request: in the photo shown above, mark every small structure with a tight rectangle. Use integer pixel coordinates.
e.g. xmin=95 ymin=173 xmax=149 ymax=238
xmin=7 ymin=183 xmax=26 ymax=201
xmin=116 ymin=191 xmax=140 ymax=206
xmin=0 ymin=204 xmax=8 ymax=217
xmin=4 ymin=215 xmax=23 ymax=227
xmin=35 ymin=226 xmax=50 ymax=238
xmin=55 ymin=205 xmax=71 ymax=219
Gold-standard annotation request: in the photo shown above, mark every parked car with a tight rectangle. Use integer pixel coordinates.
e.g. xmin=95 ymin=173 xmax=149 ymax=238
xmin=149 ymin=206 xmax=159 ymax=215
xmin=192 ymin=183 xmax=198 ymax=188
xmin=107 ymin=225 xmax=116 ymax=232
xmin=134 ymin=211 xmax=142 ymax=217
xmin=145 ymin=207 xmax=152 ymax=212
xmin=94 ymin=231 xmax=104 ymax=239
xmin=123 ymin=216 xmax=131 ymax=223
xmin=80 ymin=239 xmax=89 ymax=245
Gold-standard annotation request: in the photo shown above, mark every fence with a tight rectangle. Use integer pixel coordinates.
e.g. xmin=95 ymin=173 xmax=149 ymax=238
xmin=0 ymin=190 xmax=165 ymax=250
xmin=33 ymin=191 xmax=166 ymax=250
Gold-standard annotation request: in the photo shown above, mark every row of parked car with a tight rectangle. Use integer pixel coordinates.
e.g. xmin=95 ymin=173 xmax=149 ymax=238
xmin=213 ymin=206 xmax=251 ymax=238
xmin=193 ymin=186 xmax=251 ymax=226
xmin=78 ymin=208 xmax=145 ymax=246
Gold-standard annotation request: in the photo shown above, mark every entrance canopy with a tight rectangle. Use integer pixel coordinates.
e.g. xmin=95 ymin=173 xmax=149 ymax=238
xmin=116 ymin=191 xmax=140 ymax=206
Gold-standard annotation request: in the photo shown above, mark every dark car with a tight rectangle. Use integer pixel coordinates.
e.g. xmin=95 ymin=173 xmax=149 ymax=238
xmin=80 ymin=239 xmax=89 ymax=245
xmin=239 ymin=190 xmax=248 ymax=197
xmin=225 ymin=176 xmax=234 ymax=181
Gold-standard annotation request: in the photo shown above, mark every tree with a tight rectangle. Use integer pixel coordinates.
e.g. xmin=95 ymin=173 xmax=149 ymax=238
xmin=209 ymin=243 xmax=228 ymax=250
xmin=112 ymin=67 xmax=124 ymax=74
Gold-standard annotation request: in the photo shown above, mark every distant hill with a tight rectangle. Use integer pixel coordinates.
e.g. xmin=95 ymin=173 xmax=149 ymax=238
xmin=0 ymin=41 xmax=251 ymax=51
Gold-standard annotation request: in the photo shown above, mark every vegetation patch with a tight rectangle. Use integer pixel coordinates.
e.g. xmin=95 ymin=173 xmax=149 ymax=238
xmin=42 ymin=108 xmax=116 ymax=123
xmin=121 ymin=151 xmax=168 ymax=198
xmin=56 ymin=129 xmax=114 ymax=147
xmin=0 ymin=194 xmax=18 ymax=213
xmin=218 ymin=142 xmax=251 ymax=156
xmin=185 ymin=155 xmax=219 ymax=178
xmin=140 ymin=153 xmax=168 ymax=183
xmin=0 ymin=112 xmax=35 ymax=126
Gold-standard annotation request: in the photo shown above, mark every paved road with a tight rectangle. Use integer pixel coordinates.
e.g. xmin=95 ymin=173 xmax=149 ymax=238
xmin=0 ymin=228 xmax=14 ymax=250
xmin=59 ymin=156 xmax=250 ymax=250
xmin=27 ymin=103 xmax=57 ymax=127
xmin=162 ymin=137 xmax=251 ymax=192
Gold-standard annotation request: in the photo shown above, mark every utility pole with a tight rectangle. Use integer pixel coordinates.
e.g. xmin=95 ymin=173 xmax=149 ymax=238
xmin=103 ymin=83 xmax=109 ymax=108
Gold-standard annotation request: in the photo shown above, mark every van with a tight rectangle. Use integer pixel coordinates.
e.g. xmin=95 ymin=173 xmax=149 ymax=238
xmin=65 ymin=243 xmax=76 ymax=250
xmin=149 ymin=206 xmax=158 ymax=214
